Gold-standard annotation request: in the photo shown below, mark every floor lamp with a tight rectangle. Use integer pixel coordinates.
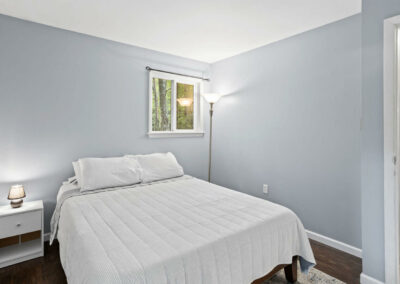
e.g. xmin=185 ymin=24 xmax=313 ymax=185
xmin=201 ymin=93 xmax=222 ymax=182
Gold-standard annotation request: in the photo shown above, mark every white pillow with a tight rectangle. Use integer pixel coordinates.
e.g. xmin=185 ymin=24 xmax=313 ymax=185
xmin=77 ymin=157 xmax=142 ymax=192
xmin=127 ymin=152 xmax=184 ymax=183
xmin=72 ymin=162 xmax=82 ymax=186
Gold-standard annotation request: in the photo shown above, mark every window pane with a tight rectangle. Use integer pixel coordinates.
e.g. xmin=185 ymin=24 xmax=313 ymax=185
xmin=176 ymin=83 xmax=194 ymax=130
xmin=152 ymin=78 xmax=172 ymax=131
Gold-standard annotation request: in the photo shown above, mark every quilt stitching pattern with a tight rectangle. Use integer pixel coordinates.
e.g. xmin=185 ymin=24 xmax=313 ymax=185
xmin=54 ymin=177 xmax=315 ymax=284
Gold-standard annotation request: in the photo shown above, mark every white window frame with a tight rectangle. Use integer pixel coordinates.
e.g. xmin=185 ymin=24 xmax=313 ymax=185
xmin=148 ymin=70 xmax=204 ymax=138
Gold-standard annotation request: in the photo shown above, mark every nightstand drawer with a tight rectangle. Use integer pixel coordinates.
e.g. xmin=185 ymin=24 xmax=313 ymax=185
xmin=0 ymin=210 xmax=41 ymax=239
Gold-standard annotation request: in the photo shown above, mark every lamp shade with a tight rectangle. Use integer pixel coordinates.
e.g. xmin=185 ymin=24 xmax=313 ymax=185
xmin=201 ymin=93 xmax=222 ymax=104
xmin=8 ymin=185 xmax=26 ymax=200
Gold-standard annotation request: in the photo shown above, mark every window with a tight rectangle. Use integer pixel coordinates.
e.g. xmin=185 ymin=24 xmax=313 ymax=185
xmin=148 ymin=70 xmax=203 ymax=137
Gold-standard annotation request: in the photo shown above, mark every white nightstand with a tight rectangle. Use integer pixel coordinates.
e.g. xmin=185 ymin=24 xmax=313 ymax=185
xmin=0 ymin=200 xmax=44 ymax=268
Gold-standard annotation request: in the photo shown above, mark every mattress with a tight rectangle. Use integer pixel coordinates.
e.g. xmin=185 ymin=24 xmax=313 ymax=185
xmin=51 ymin=176 xmax=315 ymax=284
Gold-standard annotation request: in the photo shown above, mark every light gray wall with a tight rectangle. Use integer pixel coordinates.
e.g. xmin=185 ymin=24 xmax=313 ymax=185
xmin=0 ymin=14 xmax=211 ymax=232
xmin=361 ymin=1 xmax=400 ymax=281
xmin=210 ymin=15 xmax=362 ymax=248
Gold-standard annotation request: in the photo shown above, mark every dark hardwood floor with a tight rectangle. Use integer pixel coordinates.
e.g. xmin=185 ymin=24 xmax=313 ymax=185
xmin=309 ymin=239 xmax=362 ymax=284
xmin=0 ymin=239 xmax=362 ymax=284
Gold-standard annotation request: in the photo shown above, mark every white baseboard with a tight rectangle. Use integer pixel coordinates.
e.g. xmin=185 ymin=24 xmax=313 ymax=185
xmin=306 ymin=230 xmax=362 ymax=258
xmin=360 ymin=273 xmax=384 ymax=284
xmin=44 ymin=232 xmax=50 ymax=242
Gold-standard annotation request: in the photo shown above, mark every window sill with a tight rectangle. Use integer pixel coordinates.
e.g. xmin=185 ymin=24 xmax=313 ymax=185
xmin=147 ymin=131 xmax=205 ymax=138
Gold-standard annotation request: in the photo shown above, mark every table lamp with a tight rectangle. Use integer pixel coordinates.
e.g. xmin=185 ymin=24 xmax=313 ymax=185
xmin=8 ymin=185 xmax=26 ymax=208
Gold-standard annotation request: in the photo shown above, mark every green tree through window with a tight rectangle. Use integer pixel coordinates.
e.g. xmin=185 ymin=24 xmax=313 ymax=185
xmin=176 ymin=83 xmax=194 ymax=129
xmin=152 ymin=78 xmax=172 ymax=131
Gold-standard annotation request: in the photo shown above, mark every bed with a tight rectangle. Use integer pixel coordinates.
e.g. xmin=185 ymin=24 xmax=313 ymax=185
xmin=51 ymin=175 xmax=315 ymax=284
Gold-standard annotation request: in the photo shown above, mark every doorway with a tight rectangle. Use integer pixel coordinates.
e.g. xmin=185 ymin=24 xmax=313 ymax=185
xmin=384 ymin=15 xmax=400 ymax=284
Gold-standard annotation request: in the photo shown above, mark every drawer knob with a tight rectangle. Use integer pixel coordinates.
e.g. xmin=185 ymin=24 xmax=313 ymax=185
xmin=16 ymin=223 xmax=21 ymax=227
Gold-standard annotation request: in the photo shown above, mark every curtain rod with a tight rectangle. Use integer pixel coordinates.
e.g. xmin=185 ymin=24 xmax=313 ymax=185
xmin=146 ymin=66 xmax=210 ymax=81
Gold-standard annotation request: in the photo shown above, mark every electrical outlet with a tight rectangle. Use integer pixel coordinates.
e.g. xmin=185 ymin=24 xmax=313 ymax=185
xmin=263 ymin=184 xmax=269 ymax=194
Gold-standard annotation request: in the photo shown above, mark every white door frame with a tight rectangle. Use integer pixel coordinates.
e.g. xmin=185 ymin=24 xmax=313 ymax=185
xmin=384 ymin=15 xmax=400 ymax=284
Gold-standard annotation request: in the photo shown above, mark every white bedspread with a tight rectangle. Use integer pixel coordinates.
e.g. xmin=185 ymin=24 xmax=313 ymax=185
xmin=52 ymin=176 xmax=315 ymax=284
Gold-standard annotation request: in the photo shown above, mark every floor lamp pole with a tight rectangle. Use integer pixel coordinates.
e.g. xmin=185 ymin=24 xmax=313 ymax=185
xmin=208 ymin=102 xmax=214 ymax=182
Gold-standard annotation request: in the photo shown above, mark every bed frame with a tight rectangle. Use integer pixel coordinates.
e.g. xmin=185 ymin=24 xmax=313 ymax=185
xmin=252 ymin=256 xmax=298 ymax=284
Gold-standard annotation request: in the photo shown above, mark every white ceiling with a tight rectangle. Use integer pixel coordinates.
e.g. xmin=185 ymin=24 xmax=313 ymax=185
xmin=0 ymin=0 xmax=361 ymax=63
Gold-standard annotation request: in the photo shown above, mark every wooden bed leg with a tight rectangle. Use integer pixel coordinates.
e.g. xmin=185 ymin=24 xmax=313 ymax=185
xmin=284 ymin=256 xmax=298 ymax=283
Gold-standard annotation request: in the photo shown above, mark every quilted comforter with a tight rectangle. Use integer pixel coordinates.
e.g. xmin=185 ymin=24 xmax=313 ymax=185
xmin=51 ymin=176 xmax=315 ymax=284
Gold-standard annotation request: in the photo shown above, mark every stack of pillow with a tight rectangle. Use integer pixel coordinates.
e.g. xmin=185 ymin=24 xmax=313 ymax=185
xmin=72 ymin=152 xmax=184 ymax=192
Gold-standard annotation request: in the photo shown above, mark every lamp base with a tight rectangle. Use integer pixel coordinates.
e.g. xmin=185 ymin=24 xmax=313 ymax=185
xmin=10 ymin=199 xmax=23 ymax=208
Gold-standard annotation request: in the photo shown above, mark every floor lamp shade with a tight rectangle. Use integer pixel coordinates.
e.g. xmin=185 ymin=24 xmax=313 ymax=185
xmin=201 ymin=93 xmax=223 ymax=182
xmin=202 ymin=93 xmax=222 ymax=104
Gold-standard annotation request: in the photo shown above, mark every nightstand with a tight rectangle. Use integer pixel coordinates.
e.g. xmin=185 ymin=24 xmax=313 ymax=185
xmin=0 ymin=200 xmax=44 ymax=268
